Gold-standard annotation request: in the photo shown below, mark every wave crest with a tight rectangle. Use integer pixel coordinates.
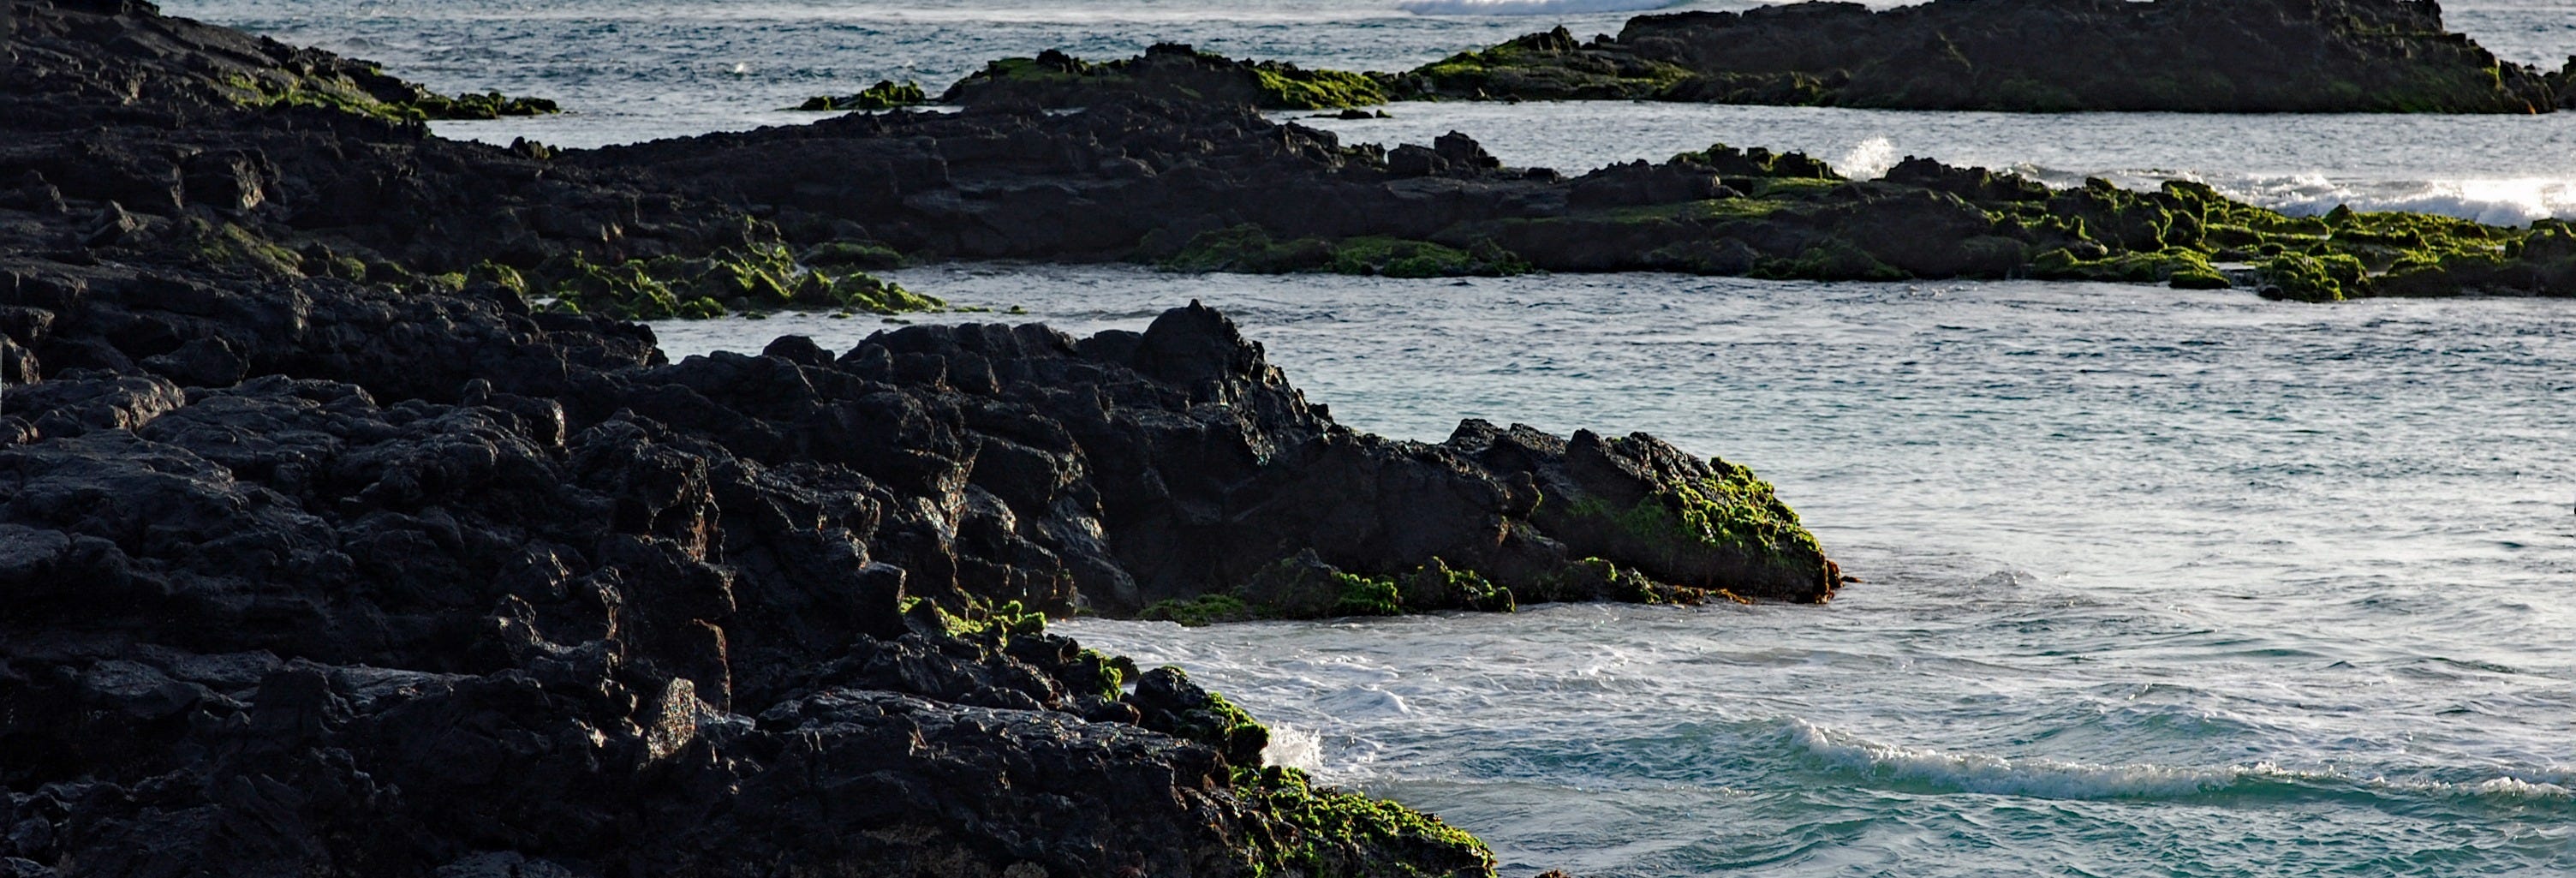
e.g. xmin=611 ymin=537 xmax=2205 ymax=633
xmin=1785 ymin=718 xmax=2273 ymax=799
xmin=1778 ymin=718 xmax=2574 ymax=809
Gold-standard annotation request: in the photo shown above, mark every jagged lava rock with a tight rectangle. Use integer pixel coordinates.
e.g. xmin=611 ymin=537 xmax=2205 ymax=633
xmin=1389 ymin=0 xmax=2568 ymax=113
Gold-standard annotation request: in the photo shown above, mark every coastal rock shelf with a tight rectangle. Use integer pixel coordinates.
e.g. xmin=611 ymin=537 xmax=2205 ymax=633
xmin=938 ymin=42 xmax=1388 ymax=111
xmin=1386 ymin=0 xmax=2576 ymax=113
xmin=0 ymin=3 xmax=1848 ymax=875
xmin=0 ymin=241 xmax=1823 ymax=877
xmin=611 ymin=99 xmax=2576 ymax=302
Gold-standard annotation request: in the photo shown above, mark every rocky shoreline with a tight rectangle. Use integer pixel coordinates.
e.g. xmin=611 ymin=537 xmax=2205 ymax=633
xmin=0 ymin=2 xmax=1850 ymax=875
xmin=12 ymin=0 xmax=2576 ymax=873
xmin=604 ymin=94 xmax=2576 ymax=302
xmin=1387 ymin=0 xmax=2575 ymax=113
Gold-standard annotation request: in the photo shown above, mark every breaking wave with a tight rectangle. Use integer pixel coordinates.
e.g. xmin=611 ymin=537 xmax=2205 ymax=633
xmin=1781 ymin=717 xmax=2576 ymax=807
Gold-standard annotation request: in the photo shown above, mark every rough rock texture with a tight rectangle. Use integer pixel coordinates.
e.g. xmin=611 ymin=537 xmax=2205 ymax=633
xmin=0 ymin=0 xmax=925 ymax=322
xmin=1388 ymin=0 xmax=2570 ymax=113
xmin=0 ymin=4 xmax=1856 ymax=875
xmin=939 ymin=43 xmax=1386 ymax=110
xmin=13 ymin=0 xmax=2570 ymax=308
xmin=1 ymin=254 xmax=1598 ymax=874
xmin=3 ymin=0 xmax=555 ymax=122
xmin=596 ymin=99 xmax=2576 ymax=299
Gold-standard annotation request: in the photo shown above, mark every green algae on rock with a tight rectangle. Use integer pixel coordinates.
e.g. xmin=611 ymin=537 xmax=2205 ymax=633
xmin=215 ymin=55 xmax=555 ymax=122
xmin=942 ymin=43 xmax=1386 ymax=110
xmin=530 ymin=243 xmax=945 ymax=320
xmin=792 ymin=80 xmax=928 ymax=111
xmin=1130 ymin=667 xmax=1498 ymax=876
xmin=1391 ymin=26 xmax=1696 ymax=101
xmin=1384 ymin=0 xmax=2567 ymax=113
xmin=1160 ymin=224 xmax=1529 ymax=278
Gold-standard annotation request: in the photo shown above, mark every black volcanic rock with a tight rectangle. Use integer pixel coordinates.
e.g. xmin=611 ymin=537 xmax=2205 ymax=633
xmin=940 ymin=43 xmax=1388 ymax=110
xmin=1389 ymin=0 xmax=2567 ymax=113
xmin=0 ymin=225 xmax=1835 ymax=874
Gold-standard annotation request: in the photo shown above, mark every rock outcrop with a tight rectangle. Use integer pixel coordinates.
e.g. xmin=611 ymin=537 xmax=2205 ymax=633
xmin=3 ymin=0 xmax=556 ymax=123
xmin=0 ymin=3 xmax=1864 ymax=875
xmin=0 ymin=249 xmax=1831 ymax=877
xmin=939 ymin=43 xmax=1386 ymax=110
xmin=0 ymin=0 xmax=928 ymax=321
xmin=593 ymin=99 xmax=2576 ymax=300
xmin=1388 ymin=0 xmax=2569 ymax=113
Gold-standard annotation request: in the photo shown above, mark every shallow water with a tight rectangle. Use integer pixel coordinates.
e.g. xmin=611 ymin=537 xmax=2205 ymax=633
xmin=656 ymin=266 xmax=2576 ymax=875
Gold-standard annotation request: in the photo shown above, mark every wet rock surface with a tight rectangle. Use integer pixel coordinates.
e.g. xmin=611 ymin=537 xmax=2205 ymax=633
xmin=0 ymin=255 xmax=1586 ymax=875
xmin=0 ymin=5 xmax=1848 ymax=875
xmin=13 ymin=0 xmax=2570 ymax=870
xmin=938 ymin=43 xmax=1387 ymax=111
xmin=1389 ymin=0 xmax=2572 ymax=113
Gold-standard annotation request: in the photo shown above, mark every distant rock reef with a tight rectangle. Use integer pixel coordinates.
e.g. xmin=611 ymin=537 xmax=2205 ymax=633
xmin=1386 ymin=0 xmax=2576 ymax=113
xmin=632 ymin=96 xmax=2576 ymax=302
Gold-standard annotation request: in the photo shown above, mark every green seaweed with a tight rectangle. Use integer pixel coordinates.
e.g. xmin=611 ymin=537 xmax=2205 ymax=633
xmin=2257 ymin=251 xmax=2364 ymax=302
xmin=1160 ymin=224 xmax=1527 ymax=278
xmin=218 ymin=70 xmax=556 ymax=122
xmin=1138 ymin=594 xmax=1257 ymax=627
xmin=1329 ymin=572 xmax=1403 ymax=618
xmin=1134 ymin=666 xmax=1494 ymax=876
xmin=1392 ymin=27 xmax=1692 ymax=101
xmin=792 ymin=80 xmax=929 ymax=111
xmin=945 ymin=45 xmax=1386 ymax=110
xmin=530 ymin=243 xmax=945 ymax=320
xmin=1230 ymin=763 xmax=1497 ymax=878
xmin=1398 ymin=558 xmax=1516 ymax=613
xmin=1556 ymin=457 xmax=1822 ymax=600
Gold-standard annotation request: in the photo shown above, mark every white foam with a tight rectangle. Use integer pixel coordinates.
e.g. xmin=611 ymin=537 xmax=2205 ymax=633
xmin=2129 ymin=170 xmax=2576 ymax=226
xmin=1836 ymin=136 xmax=1898 ymax=181
xmin=1784 ymin=718 xmax=2303 ymax=799
xmin=1261 ymin=721 xmax=1328 ymax=773
xmin=2465 ymin=776 xmax=2573 ymax=801
xmin=2001 ymin=166 xmax=2576 ymax=225
xmin=1398 ymin=0 xmax=1683 ymax=16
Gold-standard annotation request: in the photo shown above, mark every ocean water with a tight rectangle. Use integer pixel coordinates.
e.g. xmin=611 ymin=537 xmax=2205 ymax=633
xmin=166 ymin=0 xmax=2576 ymax=222
xmin=158 ymin=1 xmax=2576 ymax=875
xmin=654 ymin=267 xmax=2576 ymax=876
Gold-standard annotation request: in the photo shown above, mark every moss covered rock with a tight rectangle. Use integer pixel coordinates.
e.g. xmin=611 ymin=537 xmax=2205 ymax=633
xmin=792 ymin=80 xmax=928 ymax=111
xmin=1386 ymin=0 xmax=2561 ymax=113
xmin=1162 ymin=224 xmax=1528 ymax=278
xmin=942 ymin=43 xmax=1386 ymax=110
xmin=527 ymin=243 xmax=945 ymax=320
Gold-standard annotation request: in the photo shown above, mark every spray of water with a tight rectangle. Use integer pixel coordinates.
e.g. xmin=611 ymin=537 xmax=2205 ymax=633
xmin=1836 ymin=136 xmax=1898 ymax=180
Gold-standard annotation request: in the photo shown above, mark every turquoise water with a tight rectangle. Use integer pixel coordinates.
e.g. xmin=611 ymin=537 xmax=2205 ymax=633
xmin=659 ymin=268 xmax=2576 ymax=876
xmin=158 ymin=0 xmax=2576 ymax=873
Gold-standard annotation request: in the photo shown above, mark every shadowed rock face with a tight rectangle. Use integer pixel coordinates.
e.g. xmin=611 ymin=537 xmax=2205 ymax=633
xmin=1389 ymin=0 xmax=2572 ymax=113
xmin=938 ymin=43 xmax=1388 ymax=110
xmin=0 ymin=4 xmax=1837 ymax=875
xmin=0 ymin=254 xmax=1829 ymax=876
xmin=3 ymin=0 xmax=554 ymax=125
xmin=12 ymin=0 xmax=2575 ymax=313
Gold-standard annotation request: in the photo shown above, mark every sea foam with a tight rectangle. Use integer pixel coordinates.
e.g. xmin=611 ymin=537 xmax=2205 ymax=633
xmin=1783 ymin=717 xmax=2312 ymax=800
xmin=1835 ymin=136 xmax=1898 ymax=180
xmin=1262 ymin=721 xmax=1327 ymax=773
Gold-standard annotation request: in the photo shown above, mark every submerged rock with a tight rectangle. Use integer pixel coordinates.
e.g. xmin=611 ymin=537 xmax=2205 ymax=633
xmin=1386 ymin=0 xmax=2566 ymax=113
